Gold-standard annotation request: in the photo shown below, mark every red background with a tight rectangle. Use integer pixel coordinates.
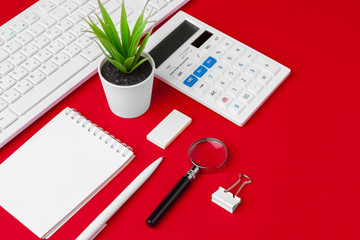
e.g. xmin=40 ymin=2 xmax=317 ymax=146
xmin=1 ymin=0 xmax=360 ymax=239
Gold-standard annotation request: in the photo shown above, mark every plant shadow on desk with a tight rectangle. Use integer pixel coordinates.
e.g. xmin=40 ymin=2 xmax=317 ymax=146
xmin=84 ymin=0 xmax=155 ymax=118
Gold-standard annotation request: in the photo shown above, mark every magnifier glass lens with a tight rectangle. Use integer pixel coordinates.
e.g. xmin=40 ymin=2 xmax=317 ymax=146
xmin=189 ymin=139 xmax=227 ymax=169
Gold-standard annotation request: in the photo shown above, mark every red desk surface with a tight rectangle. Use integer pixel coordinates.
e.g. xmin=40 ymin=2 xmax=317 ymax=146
xmin=1 ymin=0 xmax=359 ymax=239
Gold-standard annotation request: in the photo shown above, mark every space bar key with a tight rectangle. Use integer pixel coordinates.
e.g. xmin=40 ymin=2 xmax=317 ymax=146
xmin=11 ymin=55 xmax=89 ymax=116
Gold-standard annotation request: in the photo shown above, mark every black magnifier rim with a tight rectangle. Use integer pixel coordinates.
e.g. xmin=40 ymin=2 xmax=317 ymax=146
xmin=188 ymin=138 xmax=228 ymax=174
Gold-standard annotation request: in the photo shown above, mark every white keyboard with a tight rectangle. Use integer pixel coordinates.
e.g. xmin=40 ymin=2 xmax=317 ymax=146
xmin=0 ymin=0 xmax=190 ymax=148
xmin=146 ymin=11 xmax=291 ymax=126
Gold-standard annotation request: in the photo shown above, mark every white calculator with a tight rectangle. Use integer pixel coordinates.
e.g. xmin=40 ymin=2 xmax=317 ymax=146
xmin=146 ymin=11 xmax=291 ymax=126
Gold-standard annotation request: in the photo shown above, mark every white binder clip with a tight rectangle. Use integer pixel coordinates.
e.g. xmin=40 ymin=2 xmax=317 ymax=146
xmin=211 ymin=174 xmax=252 ymax=213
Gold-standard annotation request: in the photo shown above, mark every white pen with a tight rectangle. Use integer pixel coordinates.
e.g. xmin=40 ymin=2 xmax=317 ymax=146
xmin=76 ymin=157 xmax=163 ymax=240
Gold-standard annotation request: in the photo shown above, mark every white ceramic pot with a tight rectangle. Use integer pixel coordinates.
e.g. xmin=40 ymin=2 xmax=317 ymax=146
xmin=98 ymin=53 xmax=155 ymax=118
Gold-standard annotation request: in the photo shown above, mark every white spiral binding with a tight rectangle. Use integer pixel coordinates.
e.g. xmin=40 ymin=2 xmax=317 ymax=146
xmin=65 ymin=108 xmax=133 ymax=157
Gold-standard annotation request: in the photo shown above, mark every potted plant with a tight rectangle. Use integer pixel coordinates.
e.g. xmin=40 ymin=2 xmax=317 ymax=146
xmin=85 ymin=0 xmax=155 ymax=118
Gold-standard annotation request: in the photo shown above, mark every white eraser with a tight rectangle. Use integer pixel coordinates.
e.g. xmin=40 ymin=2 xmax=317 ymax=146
xmin=212 ymin=187 xmax=241 ymax=213
xmin=147 ymin=110 xmax=191 ymax=149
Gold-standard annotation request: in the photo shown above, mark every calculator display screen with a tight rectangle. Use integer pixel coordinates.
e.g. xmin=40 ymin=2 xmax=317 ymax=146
xmin=149 ymin=21 xmax=199 ymax=68
xmin=191 ymin=31 xmax=213 ymax=48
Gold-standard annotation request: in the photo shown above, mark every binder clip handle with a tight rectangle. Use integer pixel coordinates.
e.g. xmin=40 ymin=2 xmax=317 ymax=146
xmin=225 ymin=174 xmax=252 ymax=198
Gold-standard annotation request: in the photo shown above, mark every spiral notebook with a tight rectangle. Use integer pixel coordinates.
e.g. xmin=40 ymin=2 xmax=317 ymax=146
xmin=0 ymin=107 xmax=135 ymax=239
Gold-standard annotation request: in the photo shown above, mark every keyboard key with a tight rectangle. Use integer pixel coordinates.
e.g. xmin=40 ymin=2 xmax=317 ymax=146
xmin=14 ymin=32 xmax=33 ymax=45
xmin=10 ymin=21 xmax=28 ymax=33
xmin=226 ymin=83 xmax=243 ymax=98
xmin=9 ymin=67 xmax=28 ymax=81
xmin=52 ymin=52 xmax=70 ymax=66
xmin=39 ymin=1 xmax=57 ymax=13
xmin=2 ymin=89 xmax=21 ymax=104
xmin=33 ymin=35 xmax=51 ymax=48
xmin=69 ymin=24 xmax=86 ymax=37
xmin=0 ymin=28 xmax=16 ymax=41
xmin=0 ymin=62 xmax=14 ymax=75
xmin=142 ymin=5 xmax=157 ymax=18
xmin=74 ymin=35 xmax=92 ymax=48
xmin=217 ymin=93 xmax=233 ymax=108
xmin=27 ymin=70 xmax=46 ymax=85
xmin=61 ymin=1 xmax=79 ymax=13
xmin=229 ymin=100 xmax=245 ymax=115
xmin=35 ymin=49 xmax=53 ymax=63
xmin=183 ymin=75 xmax=198 ymax=87
xmin=253 ymin=57 xmax=280 ymax=75
xmin=7 ymin=52 xmax=26 ymax=66
xmin=39 ymin=61 xmax=58 ymax=76
xmin=238 ymin=91 xmax=254 ymax=104
xmin=0 ymin=99 xmax=7 ymax=112
xmin=67 ymin=11 xmax=85 ymax=24
xmin=0 ymin=76 xmax=16 ymax=91
xmin=193 ymin=65 xmax=208 ymax=78
xmin=78 ymin=3 xmax=97 ymax=16
xmin=0 ymin=50 xmax=9 ymax=63
xmin=21 ymin=44 xmax=39 ymax=57
xmin=80 ymin=44 xmax=101 ymax=61
xmin=0 ymin=109 xmax=18 ymax=129
xmin=193 ymin=81 xmax=209 ymax=94
xmin=59 ymin=32 xmax=76 ymax=45
xmin=44 ymin=27 xmax=62 ymax=41
xmin=203 ymin=57 xmax=217 ymax=68
xmin=256 ymin=72 xmax=272 ymax=85
xmin=244 ymin=65 xmax=261 ymax=78
xmin=50 ymin=8 xmax=68 ymax=21
xmin=0 ymin=38 xmax=3 ymax=46
xmin=150 ymin=0 xmax=168 ymax=10
xmin=248 ymin=81 xmax=264 ymax=95
xmin=28 ymin=24 xmax=45 ymax=37
xmin=39 ymin=16 xmax=57 ymax=29
xmin=10 ymin=55 xmax=88 ymax=116
xmin=23 ymin=58 xmax=41 ymax=72
xmin=46 ymin=41 xmax=65 ymax=54
xmin=14 ymin=79 xmax=34 ymax=94
xmin=3 ymin=41 xmax=22 ymax=54
xmin=73 ymin=0 xmax=89 ymax=5
xmin=56 ymin=19 xmax=74 ymax=32
xmin=22 ymin=13 xmax=40 ymax=25
xmin=50 ymin=0 xmax=67 ymax=5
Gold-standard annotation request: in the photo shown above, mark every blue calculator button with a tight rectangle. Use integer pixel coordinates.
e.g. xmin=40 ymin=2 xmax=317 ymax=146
xmin=203 ymin=56 xmax=217 ymax=68
xmin=184 ymin=75 xmax=198 ymax=87
xmin=193 ymin=65 xmax=208 ymax=78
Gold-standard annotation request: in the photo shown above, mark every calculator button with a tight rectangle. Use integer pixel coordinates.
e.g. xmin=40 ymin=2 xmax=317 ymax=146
xmin=248 ymin=81 xmax=264 ymax=95
xmin=221 ymin=53 xmax=237 ymax=65
xmin=217 ymin=93 xmax=233 ymax=108
xmin=233 ymin=59 xmax=249 ymax=72
xmin=202 ymin=57 xmax=217 ymax=68
xmin=183 ymin=75 xmax=198 ymax=87
xmin=173 ymin=68 xmax=187 ymax=81
xmin=244 ymin=65 xmax=261 ymax=78
xmin=220 ymin=39 xmax=234 ymax=50
xmin=193 ymin=65 xmax=208 ymax=78
xmin=224 ymin=68 xmax=241 ymax=81
xmin=256 ymin=72 xmax=273 ymax=85
xmin=238 ymin=91 xmax=254 ymax=104
xmin=211 ymin=34 xmax=224 ymax=44
xmin=211 ymin=47 xmax=225 ymax=59
xmin=226 ymin=83 xmax=243 ymax=98
xmin=230 ymin=44 xmax=245 ymax=56
xmin=215 ymin=78 xmax=231 ymax=90
xmin=189 ymin=51 xmax=206 ymax=63
xmin=242 ymin=50 xmax=257 ymax=63
xmin=182 ymin=59 xmax=197 ymax=71
xmin=236 ymin=74 xmax=252 ymax=87
xmin=203 ymin=72 xmax=219 ymax=83
xmin=213 ymin=63 xmax=228 ymax=74
xmin=253 ymin=57 xmax=280 ymax=75
xmin=201 ymin=42 xmax=216 ymax=53
xmin=205 ymin=87 xmax=222 ymax=101
xmin=193 ymin=81 xmax=210 ymax=94
xmin=229 ymin=100 xmax=245 ymax=115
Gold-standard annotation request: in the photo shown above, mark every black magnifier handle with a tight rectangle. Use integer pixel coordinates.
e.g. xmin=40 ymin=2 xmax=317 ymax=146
xmin=146 ymin=165 xmax=200 ymax=227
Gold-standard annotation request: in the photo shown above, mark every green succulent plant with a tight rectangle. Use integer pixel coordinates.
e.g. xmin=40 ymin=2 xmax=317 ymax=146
xmin=85 ymin=0 xmax=154 ymax=73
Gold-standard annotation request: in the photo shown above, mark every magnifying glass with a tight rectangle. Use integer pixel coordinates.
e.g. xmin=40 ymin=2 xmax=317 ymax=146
xmin=146 ymin=138 xmax=228 ymax=227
